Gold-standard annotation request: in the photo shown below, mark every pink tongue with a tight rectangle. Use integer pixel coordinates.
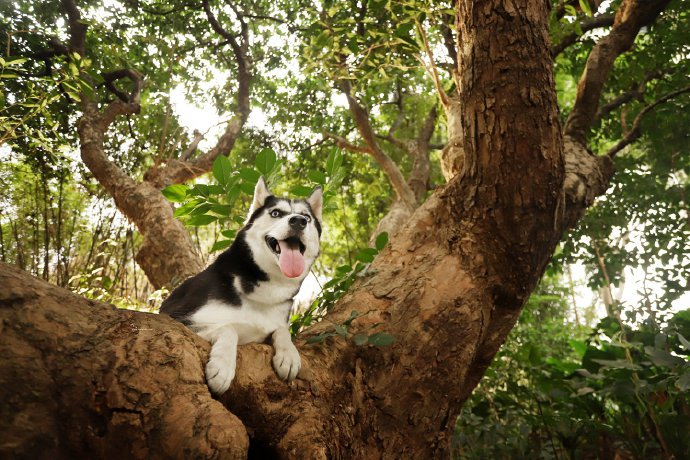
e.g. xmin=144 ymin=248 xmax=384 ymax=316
xmin=278 ymin=240 xmax=305 ymax=278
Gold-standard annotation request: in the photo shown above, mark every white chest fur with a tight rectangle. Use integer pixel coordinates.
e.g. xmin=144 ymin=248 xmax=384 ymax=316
xmin=189 ymin=297 xmax=292 ymax=345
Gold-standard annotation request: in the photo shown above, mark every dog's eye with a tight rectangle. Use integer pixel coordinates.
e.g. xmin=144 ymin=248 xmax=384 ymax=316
xmin=270 ymin=210 xmax=280 ymax=218
xmin=302 ymin=214 xmax=311 ymax=222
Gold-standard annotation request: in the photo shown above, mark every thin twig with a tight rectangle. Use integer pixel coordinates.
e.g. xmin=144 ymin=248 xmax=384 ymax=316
xmin=606 ymin=84 xmax=690 ymax=157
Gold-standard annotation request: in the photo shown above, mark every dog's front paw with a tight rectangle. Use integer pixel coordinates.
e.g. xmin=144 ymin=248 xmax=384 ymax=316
xmin=206 ymin=356 xmax=235 ymax=394
xmin=272 ymin=342 xmax=301 ymax=381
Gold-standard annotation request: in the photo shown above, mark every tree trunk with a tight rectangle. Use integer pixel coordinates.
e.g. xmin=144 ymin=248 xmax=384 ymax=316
xmin=75 ymin=98 xmax=211 ymax=290
xmin=1 ymin=0 xmax=575 ymax=458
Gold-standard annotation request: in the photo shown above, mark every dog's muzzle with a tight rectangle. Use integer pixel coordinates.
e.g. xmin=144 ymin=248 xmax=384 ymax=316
xmin=265 ymin=235 xmax=306 ymax=278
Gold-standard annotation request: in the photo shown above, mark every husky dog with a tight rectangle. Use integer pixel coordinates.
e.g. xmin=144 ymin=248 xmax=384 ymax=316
xmin=160 ymin=177 xmax=322 ymax=394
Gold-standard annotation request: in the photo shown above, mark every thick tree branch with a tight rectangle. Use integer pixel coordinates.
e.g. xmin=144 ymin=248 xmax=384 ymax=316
xmin=102 ymin=69 xmax=143 ymax=104
xmin=4 ymin=1 xmax=571 ymax=458
xmin=0 ymin=263 xmax=248 ymax=459
xmin=60 ymin=0 xmax=204 ymax=288
xmin=61 ymin=0 xmax=86 ymax=55
xmin=605 ymin=85 xmax=690 ymax=157
xmin=375 ymin=132 xmax=406 ymax=150
xmin=180 ymin=129 xmax=205 ymax=161
xmin=323 ymin=131 xmax=372 ymax=154
xmin=564 ymin=0 xmax=672 ymax=145
xmin=142 ymin=0 xmax=252 ymax=189
xmin=551 ymin=14 xmax=615 ymax=57
xmin=407 ymin=106 xmax=437 ymax=200
xmin=338 ymin=80 xmax=417 ymax=209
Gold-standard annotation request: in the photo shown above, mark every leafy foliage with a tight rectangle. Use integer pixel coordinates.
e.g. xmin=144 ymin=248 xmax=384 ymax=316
xmin=454 ymin=276 xmax=690 ymax=459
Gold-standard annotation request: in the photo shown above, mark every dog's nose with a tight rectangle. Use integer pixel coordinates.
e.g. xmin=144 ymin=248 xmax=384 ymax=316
xmin=289 ymin=215 xmax=308 ymax=230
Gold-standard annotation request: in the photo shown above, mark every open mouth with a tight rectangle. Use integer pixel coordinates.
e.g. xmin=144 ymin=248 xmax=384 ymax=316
xmin=265 ymin=236 xmax=307 ymax=279
xmin=265 ymin=236 xmax=306 ymax=255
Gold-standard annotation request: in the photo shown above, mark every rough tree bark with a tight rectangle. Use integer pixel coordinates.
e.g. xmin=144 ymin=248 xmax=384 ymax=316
xmin=61 ymin=0 xmax=252 ymax=289
xmin=1 ymin=0 xmax=679 ymax=458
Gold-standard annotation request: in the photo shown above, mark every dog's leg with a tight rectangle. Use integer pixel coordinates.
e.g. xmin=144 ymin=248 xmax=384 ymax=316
xmin=203 ymin=325 xmax=238 ymax=394
xmin=271 ymin=326 xmax=301 ymax=381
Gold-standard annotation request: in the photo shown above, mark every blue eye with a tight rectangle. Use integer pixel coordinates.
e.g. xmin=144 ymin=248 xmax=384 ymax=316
xmin=303 ymin=214 xmax=311 ymax=222
xmin=270 ymin=210 xmax=280 ymax=218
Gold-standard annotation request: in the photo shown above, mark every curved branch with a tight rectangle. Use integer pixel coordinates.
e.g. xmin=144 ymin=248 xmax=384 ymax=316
xmin=61 ymin=0 xmax=86 ymax=55
xmin=142 ymin=0 xmax=252 ymax=189
xmin=323 ymin=132 xmax=372 ymax=154
xmin=564 ymin=0 xmax=672 ymax=145
xmin=375 ymin=132 xmax=406 ymax=150
xmin=551 ymin=14 xmax=615 ymax=57
xmin=593 ymin=69 xmax=667 ymax=123
xmin=605 ymin=85 xmax=690 ymax=157
xmin=102 ymin=69 xmax=143 ymax=104
xmin=338 ymin=80 xmax=417 ymax=209
xmin=180 ymin=129 xmax=205 ymax=161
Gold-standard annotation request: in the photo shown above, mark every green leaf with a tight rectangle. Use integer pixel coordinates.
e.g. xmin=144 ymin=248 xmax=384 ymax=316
xmin=368 ymin=332 xmax=395 ymax=347
xmin=678 ymin=333 xmax=690 ymax=352
xmin=4 ymin=57 xmax=28 ymax=66
xmin=394 ymin=22 xmax=413 ymax=38
xmin=306 ymin=332 xmax=336 ymax=343
xmin=334 ymin=324 xmax=348 ymax=337
xmin=592 ymin=359 xmax=641 ymax=370
xmin=211 ymin=239 xmax=232 ymax=252
xmin=190 ymin=184 xmax=211 ymax=197
xmin=209 ymin=204 xmax=231 ymax=216
xmin=374 ymin=232 xmax=389 ymax=251
xmin=569 ymin=339 xmax=587 ymax=358
xmin=308 ymin=170 xmax=327 ymax=184
xmin=212 ymin=155 xmax=233 ymax=186
xmin=576 ymin=387 xmax=595 ymax=396
xmin=161 ymin=184 xmax=188 ymax=202
xmin=353 ymin=333 xmax=368 ymax=346
xmin=677 ymin=370 xmax=690 ymax=391
xmin=355 ymin=247 xmax=378 ymax=263
xmin=239 ymin=167 xmax=261 ymax=184
xmin=189 ymin=204 xmax=212 ymax=216
xmin=325 ymin=151 xmax=343 ymax=175
xmin=255 ymin=148 xmax=277 ymax=175
xmin=239 ymin=182 xmax=255 ymax=195
xmin=221 ymin=229 xmax=236 ymax=239
xmin=578 ymin=0 xmax=593 ymax=16
xmin=173 ymin=199 xmax=201 ymax=217
xmin=187 ymin=214 xmax=217 ymax=226
xmin=644 ymin=346 xmax=685 ymax=368
xmin=290 ymin=185 xmax=313 ymax=197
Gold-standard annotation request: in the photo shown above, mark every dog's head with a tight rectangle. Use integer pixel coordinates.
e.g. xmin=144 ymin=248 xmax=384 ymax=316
xmin=243 ymin=177 xmax=322 ymax=280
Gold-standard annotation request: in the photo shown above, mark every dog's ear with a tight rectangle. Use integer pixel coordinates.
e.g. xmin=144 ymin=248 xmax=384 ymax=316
xmin=307 ymin=186 xmax=323 ymax=223
xmin=248 ymin=176 xmax=272 ymax=218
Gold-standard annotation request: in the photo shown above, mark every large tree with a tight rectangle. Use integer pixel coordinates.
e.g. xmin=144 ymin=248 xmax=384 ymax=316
xmin=1 ymin=0 xmax=688 ymax=458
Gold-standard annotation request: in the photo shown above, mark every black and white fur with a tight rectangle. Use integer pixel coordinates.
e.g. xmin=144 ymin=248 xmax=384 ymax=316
xmin=160 ymin=178 xmax=322 ymax=394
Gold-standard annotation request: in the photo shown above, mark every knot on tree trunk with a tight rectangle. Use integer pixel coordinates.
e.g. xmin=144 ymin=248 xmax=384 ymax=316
xmin=441 ymin=135 xmax=465 ymax=181
xmin=562 ymin=135 xmax=615 ymax=228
